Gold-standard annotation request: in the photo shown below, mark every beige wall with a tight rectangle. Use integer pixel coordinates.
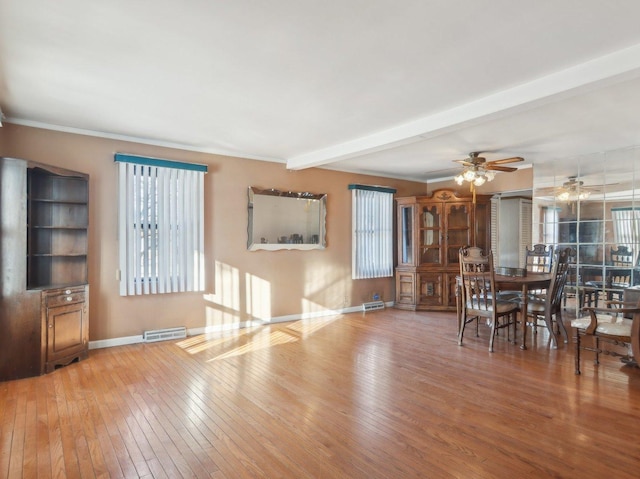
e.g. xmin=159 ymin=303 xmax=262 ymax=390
xmin=0 ymin=124 xmax=428 ymax=341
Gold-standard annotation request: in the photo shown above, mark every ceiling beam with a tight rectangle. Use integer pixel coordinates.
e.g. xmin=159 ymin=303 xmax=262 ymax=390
xmin=286 ymin=42 xmax=640 ymax=171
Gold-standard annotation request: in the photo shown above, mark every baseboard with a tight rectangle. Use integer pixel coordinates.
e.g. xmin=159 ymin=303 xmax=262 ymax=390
xmin=88 ymin=301 xmax=394 ymax=350
xmin=89 ymin=334 xmax=143 ymax=350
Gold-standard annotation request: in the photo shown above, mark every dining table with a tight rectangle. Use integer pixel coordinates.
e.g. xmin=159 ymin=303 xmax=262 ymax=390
xmin=456 ymin=271 xmax=554 ymax=350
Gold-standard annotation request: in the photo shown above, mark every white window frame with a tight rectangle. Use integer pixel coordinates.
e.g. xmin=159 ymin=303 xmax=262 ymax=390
xmin=116 ymin=153 xmax=206 ymax=296
xmin=350 ymin=184 xmax=396 ymax=279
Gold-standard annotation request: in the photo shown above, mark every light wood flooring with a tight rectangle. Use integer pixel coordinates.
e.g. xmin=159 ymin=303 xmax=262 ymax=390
xmin=1 ymin=309 xmax=640 ymax=478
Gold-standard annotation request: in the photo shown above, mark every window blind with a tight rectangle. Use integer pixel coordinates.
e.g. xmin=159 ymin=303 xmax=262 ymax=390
xmin=350 ymin=184 xmax=396 ymax=279
xmin=612 ymin=207 xmax=640 ymax=250
xmin=115 ymin=153 xmax=207 ymax=296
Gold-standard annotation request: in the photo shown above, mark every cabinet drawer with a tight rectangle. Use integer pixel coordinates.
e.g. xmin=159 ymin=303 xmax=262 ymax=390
xmin=46 ymin=289 xmax=86 ymax=308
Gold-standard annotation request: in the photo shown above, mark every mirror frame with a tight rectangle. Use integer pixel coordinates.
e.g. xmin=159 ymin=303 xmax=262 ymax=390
xmin=247 ymin=187 xmax=327 ymax=251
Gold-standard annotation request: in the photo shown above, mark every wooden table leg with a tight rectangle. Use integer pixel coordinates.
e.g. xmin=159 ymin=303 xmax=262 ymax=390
xmin=631 ymin=314 xmax=640 ymax=366
xmin=456 ymin=280 xmax=462 ymax=335
xmin=520 ymin=284 xmax=528 ymax=350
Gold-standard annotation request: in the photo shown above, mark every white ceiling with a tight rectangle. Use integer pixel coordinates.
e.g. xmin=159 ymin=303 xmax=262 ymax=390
xmin=3 ymin=1 xmax=640 ymax=182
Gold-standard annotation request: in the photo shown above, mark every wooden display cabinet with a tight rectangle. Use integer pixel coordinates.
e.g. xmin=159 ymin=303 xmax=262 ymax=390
xmin=395 ymin=189 xmax=491 ymax=311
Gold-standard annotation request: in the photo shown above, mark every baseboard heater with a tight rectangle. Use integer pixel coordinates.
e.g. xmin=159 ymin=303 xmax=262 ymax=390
xmin=143 ymin=326 xmax=187 ymax=343
xmin=362 ymin=301 xmax=385 ymax=312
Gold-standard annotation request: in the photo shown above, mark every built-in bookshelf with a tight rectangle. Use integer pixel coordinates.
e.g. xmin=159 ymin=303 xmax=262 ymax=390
xmin=27 ymin=167 xmax=89 ymax=289
xmin=0 ymin=158 xmax=89 ymax=381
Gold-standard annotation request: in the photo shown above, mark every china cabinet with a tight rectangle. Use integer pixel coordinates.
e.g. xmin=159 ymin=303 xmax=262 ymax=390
xmin=395 ymin=189 xmax=490 ymax=311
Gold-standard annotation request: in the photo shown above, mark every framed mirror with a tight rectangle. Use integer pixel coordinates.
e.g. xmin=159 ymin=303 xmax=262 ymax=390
xmin=247 ymin=187 xmax=327 ymax=251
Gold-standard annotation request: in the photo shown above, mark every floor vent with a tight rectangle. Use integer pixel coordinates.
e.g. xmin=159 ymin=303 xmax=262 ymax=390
xmin=362 ymin=301 xmax=385 ymax=312
xmin=143 ymin=326 xmax=187 ymax=343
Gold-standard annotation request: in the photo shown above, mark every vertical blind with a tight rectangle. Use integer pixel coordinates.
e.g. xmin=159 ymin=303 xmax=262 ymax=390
xmin=350 ymin=184 xmax=396 ymax=279
xmin=612 ymin=207 xmax=640 ymax=250
xmin=115 ymin=154 xmax=207 ymax=296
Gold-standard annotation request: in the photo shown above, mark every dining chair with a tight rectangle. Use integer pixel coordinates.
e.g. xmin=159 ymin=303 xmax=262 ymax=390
xmin=571 ymin=299 xmax=640 ymax=375
xmin=525 ymin=244 xmax=554 ymax=273
xmin=458 ymin=246 xmax=520 ymax=352
xmin=562 ymin=249 xmax=586 ymax=310
xmin=520 ymin=248 xmax=571 ymax=349
xmin=496 ymin=244 xmax=554 ymax=302
xmin=609 ymin=245 xmax=634 ymax=300
xmin=584 ymin=245 xmax=634 ymax=306
xmin=527 ymin=244 xmax=555 ymax=300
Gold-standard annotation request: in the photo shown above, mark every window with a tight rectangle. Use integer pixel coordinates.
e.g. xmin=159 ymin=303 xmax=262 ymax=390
xmin=115 ymin=154 xmax=207 ymax=295
xmin=612 ymin=207 xmax=640 ymax=251
xmin=541 ymin=206 xmax=559 ymax=245
xmin=350 ymin=184 xmax=396 ymax=279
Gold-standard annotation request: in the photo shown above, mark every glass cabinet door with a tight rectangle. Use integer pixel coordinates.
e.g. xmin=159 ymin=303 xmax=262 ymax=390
xmin=398 ymin=204 xmax=415 ymax=265
xmin=445 ymin=203 xmax=472 ymax=266
xmin=419 ymin=204 xmax=443 ymax=266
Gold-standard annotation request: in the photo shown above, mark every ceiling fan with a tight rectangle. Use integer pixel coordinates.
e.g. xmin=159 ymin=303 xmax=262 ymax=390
xmin=453 ymin=152 xmax=524 ymax=201
xmin=557 ymin=177 xmax=594 ymax=201
xmin=537 ymin=176 xmax=608 ymax=202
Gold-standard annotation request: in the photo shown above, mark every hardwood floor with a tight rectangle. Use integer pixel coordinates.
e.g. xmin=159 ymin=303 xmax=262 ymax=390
xmin=1 ymin=309 xmax=640 ymax=478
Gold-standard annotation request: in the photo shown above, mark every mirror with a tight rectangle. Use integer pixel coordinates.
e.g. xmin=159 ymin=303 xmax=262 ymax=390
xmin=247 ymin=187 xmax=327 ymax=251
xmin=531 ymin=148 xmax=640 ymax=316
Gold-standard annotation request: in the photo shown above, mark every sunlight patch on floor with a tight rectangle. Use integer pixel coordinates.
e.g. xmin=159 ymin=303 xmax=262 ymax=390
xmin=286 ymin=315 xmax=340 ymax=338
xmin=208 ymin=329 xmax=298 ymax=361
xmin=175 ymin=315 xmax=343 ymax=361
xmin=176 ymin=327 xmax=262 ymax=354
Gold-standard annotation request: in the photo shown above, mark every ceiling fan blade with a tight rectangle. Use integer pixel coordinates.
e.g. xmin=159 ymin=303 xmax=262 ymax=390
xmin=454 ymin=159 xmax=475 ymax=166
xmin=486 ymin=165 xmax=518 ymax=172
xmin=585 ymin=183 xmax=618 ymax=188
xmin=487 ymin=157 xmax=524 ymax=165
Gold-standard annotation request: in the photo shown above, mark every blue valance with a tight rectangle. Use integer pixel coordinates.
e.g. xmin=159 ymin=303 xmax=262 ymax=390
xmin=114 ymin=153 xmax=207 ymax=173
xmin=348 ymin=184 xmax=397 ymax=194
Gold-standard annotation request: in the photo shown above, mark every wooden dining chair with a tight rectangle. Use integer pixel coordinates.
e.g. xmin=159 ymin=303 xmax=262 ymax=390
xmin=497 ymin=244 xmax=555 ymax=301
xmin=609 ymin=245 xmax=634 ymax=301
xmin=571 ymin=299 xmax=640 ymax=375
xmin=525 ymin=244 xmax=554 ymax=273
xmin=563 ymin=261 xmax=586 ymax=310
xmin=584 ymin=245 xmax=634 ymax=306
xmin=458 ymin=246 xmax=520 ymax=352
xmin=521 ymin=248 xmax=571 ymax=349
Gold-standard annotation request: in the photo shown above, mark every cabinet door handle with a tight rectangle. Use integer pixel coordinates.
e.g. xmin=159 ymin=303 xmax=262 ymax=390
xmin=48 ymin=323 xmax=53 ymax=328
xmin=65 ymin=289 xmax=71 ymax=295
xmin=66 ymin=296 xmax=73 ymax=302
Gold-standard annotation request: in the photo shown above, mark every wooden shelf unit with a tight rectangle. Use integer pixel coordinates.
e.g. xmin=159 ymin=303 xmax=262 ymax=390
xmin=27 ymin=167 xmax=89 ymax=289
xmin=0 ymin=158 xmax=89 ymax=381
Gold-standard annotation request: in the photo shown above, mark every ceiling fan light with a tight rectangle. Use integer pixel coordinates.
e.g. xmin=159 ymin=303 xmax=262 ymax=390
xmin=463 ymin=169 xmax=476 ymax=181
xmin=557 ymin=191 xmax=570 ymax=201
xmin=485 ymin=170 xmax=496 ymax=181
xmin=578 ymin=190 xmax=591 ymax=200
xmin=473 ymin=176 xmax=486 ymax=186
xmin=454 ymin=174 xmax=465 ymax=185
